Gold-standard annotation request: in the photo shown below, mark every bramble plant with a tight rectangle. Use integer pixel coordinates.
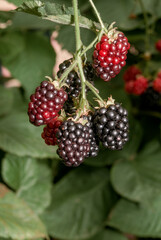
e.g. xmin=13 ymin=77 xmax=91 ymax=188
xmin=1 ymin=0 xmax=161 ymax=240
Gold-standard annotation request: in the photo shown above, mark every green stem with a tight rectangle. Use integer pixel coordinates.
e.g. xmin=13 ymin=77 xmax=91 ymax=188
xmin=72 ymin=0 xmax=82 ymax=52
xmin=89 ymin=0 xmax=106 ymax=30
xmin=85 ymin=80 xmax=104 ymax=102
xmin=138 ymin=0 xmax=150 ymax=52
xmin=81 ymin=35 xmax=99 ymax=57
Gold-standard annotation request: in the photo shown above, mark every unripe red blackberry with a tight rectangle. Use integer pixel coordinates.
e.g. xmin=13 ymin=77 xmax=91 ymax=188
xmin=56 ymin=120 xmax=91 ymax=167
xmin=93 ymin=32 xmax=130 ymax=81
xmin=156 ymin=39 xmax=161 ymax=53
xmin=28 ymin=80 xmax=68 ymax=126
xmin=123 ymin=65 xmax=141 ymax=82
xmin=41 ymin=119 xmax=62 ymax=145
xmin=57 ymin=59 xmax=94 ymax=98
xmin=93 ymin=103 xmax=129 ymax=150
xmin=133 ymin=76 xmax=148 ymax=95
xmin=153 ymin=77 xmax=161 ymax=93
xmin=83 ymin=114 xmax=99 ymax=158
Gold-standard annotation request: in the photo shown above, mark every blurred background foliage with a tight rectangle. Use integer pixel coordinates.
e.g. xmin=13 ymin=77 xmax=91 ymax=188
xmin=0 ymin=0 xmax=161 ymax=240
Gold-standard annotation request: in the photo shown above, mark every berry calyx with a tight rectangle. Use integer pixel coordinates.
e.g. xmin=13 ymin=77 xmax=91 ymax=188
xmin=56 ymin=120 xmax=91 ymax=167
xmin=153 ymin=77 xmax=161 ymax=93
xmin=41 ymin=118 xmax=62 ymax=145
xmin=93 ymin=31 xmax=130 ymax=81
xmin=132 ymin=76 xmax=148 ymax=95
xmin=93 ymin=103 xmax=129 ymax=150
xmin=156 ymin=39 xmax=161 ymax=53
xmin=28 ymin=80 xmax=68 ymax=126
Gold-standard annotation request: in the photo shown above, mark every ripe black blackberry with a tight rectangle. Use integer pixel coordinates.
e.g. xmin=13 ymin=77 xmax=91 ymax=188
xmin=28 ymin=80 xmax=68 ymax=126
xmin=93 ymin=103 xmax=129 ymax=150
xmin=83 ymin=114 xmax=99 ymax=157
xmin=140 ymin=87 xmax=161 ymax=110
xmin=56 ymin=120 xmax=91 ymax=167
xmin=63 ymin=95 xmax=76 ymax=116
xmin=57 ymin=59 xmax=94 ymax=98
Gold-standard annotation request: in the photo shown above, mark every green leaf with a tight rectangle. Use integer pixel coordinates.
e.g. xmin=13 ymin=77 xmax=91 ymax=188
xmin=107 ymin=195 xmax=161 ymax=238
xmin=41 ymin=166 xmax=116 ymax=239
xmin=87 ymin=229 xmax=127 ymax=240
xmin=0 ymin=86 xmax=14 ymax=117
xmin=0 ymin=112 xmax=58 ymax=158
xmin=0 ymin=31 xmax=55 ymax=98
xmin=2 ymin=154 xmax=52 ymax=214
xmin=94 ymin=0 xmax=143 ymax=30
xmin=111 ymin=140 xmax=161 ymax=203
xmin=0 ymin=184 xmax=47 ymax=239
xmin=16 ymin=0 xmax=101 ymax=32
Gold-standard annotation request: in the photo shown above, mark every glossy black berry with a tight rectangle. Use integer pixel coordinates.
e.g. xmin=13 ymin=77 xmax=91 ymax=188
xmin=83 ymin=114 xmax=99 ymax=158
xmin=93 ymin=103 xmax=129 ymax=150
xmin=56 ymin=120 xmax=91 ymax=167
xmin=57 ymin=59 xmax=95 ymax=98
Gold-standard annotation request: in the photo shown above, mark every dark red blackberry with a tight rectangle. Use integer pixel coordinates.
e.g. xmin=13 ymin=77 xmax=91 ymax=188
xmin=28 ymin=80 xmax=68 ymax=126
xmin=83 ymin=114 xmax=99 ymax=157
xmin=140 ymin=87 xmax=161 ymax=110
xmin=93 ymin=32 xmax=130 ymax=81
xmin=93 ymin=104 xmax=129 ymax=150
xmin=56 ymin=120 xmax=91 ymax=167
xmin=156 ymin=39 xmax=161 ymax=53
xmin=41 ymin=118 xmax=62 ymax=145
xmin=57 ymin=59 xmax=94 ymax=98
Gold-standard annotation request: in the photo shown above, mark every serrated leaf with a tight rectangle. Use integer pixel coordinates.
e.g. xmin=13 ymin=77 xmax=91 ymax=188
xmin=2 ymin=154 xmax=52 ymax=214
xmin=0 ymin=184 xmax=47 ymax=240
xmin=111 ymin=140 xmax=161 ymax=203
xmin=0 ymin=112 xmax=58 ymax=158
xmin=0 ymin=31 xmax=55 ymax=98
xmin=41 ymin=166 xmax=116 ymax=239
xmin=16 ymin=0 xmax=101 ymax=31
xmin=107 ymin=195 xmax=161 ymax=238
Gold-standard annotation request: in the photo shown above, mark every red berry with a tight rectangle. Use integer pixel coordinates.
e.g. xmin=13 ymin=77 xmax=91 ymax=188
xmin=156 ymin=40 xmax=161 ymax=53
xmin=123 ymin=65 xmax=141 ymax=82
xmin=125 ymin=81 xmax=134 ymax=94
xmin=28 ymin=81 xmax=68 ymax=126
xmin=153 ymin=77 xmax=161 ymax=93
xmin=93 ymin=32 xmax=130 ymax=81
xmin=41 ymin=119 xmax=62 ymax=145
xmin=133 ymin=76 xmax=148 ymax=95
xmin=157 ymin=71 xmax=161 ymax=78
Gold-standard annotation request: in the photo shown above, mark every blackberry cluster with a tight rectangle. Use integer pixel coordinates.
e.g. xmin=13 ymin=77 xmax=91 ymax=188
xmin=28 ymin=81 xmax=68 ymax=126
xmin=83 ymin=114 xmax=99 ymax=157
xmin=57 ymin=59 xmax=94 ymax=98
xmin=41 ymin=119 xmax=62 ymax=145
xmin=93 ymin=104 xmax=129 ymax=150
xmin=93 ymin=32 xmax=130 ymax=81
xmin=56 ymin=120 xmax=91 ymax=167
